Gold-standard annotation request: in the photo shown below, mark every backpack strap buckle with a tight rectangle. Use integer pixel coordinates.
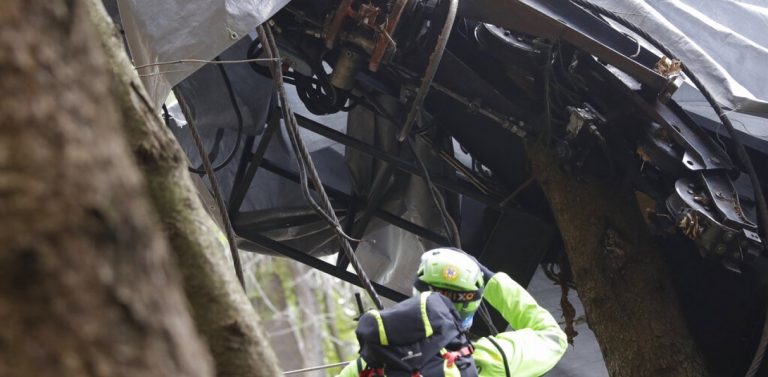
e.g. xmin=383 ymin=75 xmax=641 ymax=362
xmin=442 ymin=346 xmax=475 ymax=367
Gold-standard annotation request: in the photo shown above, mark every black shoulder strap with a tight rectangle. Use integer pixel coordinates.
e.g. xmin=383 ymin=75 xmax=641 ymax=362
xmin=486 ymin=337 xmax=511 ymax=377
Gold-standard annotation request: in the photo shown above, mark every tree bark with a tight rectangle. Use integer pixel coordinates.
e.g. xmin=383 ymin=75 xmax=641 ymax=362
xmin=84 ymin=2 xmax=283 ymax=377
xmin=528 ymin=145 xmax=710 ymax=377
xmin=0 ymin=1 xmax=213 ymax=376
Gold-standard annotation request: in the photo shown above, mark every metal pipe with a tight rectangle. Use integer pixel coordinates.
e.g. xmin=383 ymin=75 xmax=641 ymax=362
xmin=398 ymin=0 xmax=459 ymax=141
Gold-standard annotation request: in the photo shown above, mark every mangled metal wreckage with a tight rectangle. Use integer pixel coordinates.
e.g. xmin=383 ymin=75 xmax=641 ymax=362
xmin=113 ymin=0 xmax=768 ymax=374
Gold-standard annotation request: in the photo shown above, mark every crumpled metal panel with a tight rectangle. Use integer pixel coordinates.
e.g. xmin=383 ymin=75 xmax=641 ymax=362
xmin=592 ymin=0 xmax=768 ymax=117
xmin=117 ymin=0 xmax=289 ymax=109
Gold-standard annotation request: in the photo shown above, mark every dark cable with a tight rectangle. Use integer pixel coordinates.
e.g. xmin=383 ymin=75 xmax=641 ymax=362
xmin=478 ymin=302 xmax=500 ymax=336
xmin=258 ymin=24 xmax=384 ymax=310
xmin=187 ymin=56 xmax=244 ymax=174
xmin=406 ymin=135 xmax=506 ymax=335
xmin=406 ymin=136 xmax=461 ymax=248
xmin=176 ymin=94 xmax=246 ymax=290
xmin=487 ymin=337 xmax=511 ymax=377
xmin=568 ymin=1 xmax=768 ymax=375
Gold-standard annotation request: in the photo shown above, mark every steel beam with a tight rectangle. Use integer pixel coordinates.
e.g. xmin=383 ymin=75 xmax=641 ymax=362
xmin=244 ymin=232 xmax=409 ymax=302
xmin=457 ymin=0 xmax=669 ymax=92
xmin=259 ymin=158 xmax=451 ymax=245
xmin=228 ymin=116 xmax=281 ymax=216
xmin=337 ymin=164 xmax=396 ymax=271
xmin=294 ymin=113 xmax=508 ymax=210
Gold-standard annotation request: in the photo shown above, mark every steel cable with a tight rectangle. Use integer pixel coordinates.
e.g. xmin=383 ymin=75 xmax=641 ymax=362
xmin=257 ymin=23 xmax=384 ymax=310
xmin=178 ymin=95 xmax=246 ymax=290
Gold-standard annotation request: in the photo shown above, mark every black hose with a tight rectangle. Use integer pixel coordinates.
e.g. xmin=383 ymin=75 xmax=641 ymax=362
xmin=568 ymin=1 xmax=768 ymax=375
xmin=187 ymin=57 xmax=244 ymax=174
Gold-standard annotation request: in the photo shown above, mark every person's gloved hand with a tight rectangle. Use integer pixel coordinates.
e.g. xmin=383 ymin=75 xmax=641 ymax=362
xmin=475 ymin=258 xmax=495 ymax=285
xmin=452 ymin=248 xmax=495 ymax=284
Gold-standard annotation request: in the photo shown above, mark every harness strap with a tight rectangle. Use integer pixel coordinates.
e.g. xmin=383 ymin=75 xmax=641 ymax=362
xmin=442 ymin=346 xmax=475 ymax=367
xmin=359 ymin=367 xmax=385 ymax=377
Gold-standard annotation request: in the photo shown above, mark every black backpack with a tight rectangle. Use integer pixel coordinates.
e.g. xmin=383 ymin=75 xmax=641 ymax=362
xmin=355 ymin=292 xmax=478 ymax=377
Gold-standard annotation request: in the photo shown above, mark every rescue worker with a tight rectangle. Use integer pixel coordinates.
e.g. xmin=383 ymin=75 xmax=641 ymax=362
xmin=337 ymin=247 xmax=567 ymax=377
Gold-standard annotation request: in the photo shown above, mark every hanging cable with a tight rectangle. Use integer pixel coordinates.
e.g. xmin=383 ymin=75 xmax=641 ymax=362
xmin=177 ymin=94 xmax=246 ymax=290
xmin=408 ymin=135 xmax=501 ymax=335
xmin=188 ymin=56 xmax=244 ymax=174
xmin=406 ymin=135 xmax=461 ymax=248
xmin=258 ymin=23 xmax=384 ymax=310
xmin=398 ymin=0 xmax=458 ymax=141
xmin=567 ymin=1 xmax=768 ymax=375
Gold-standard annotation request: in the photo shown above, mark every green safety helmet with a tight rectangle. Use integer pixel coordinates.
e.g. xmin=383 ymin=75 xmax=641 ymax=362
xmin=413 ymin=248 xmax=484 ymax=327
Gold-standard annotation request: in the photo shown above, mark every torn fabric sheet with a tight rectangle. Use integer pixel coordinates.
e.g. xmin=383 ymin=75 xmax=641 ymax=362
xmin=117 ymin=0 xmax=289 ymax=109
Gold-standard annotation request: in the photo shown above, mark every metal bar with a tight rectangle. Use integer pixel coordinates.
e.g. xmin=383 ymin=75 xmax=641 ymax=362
xmin=233 ymin=209 xmax=347 ymax=233
xmin=337 ymin=196 xmax=360 ymax=269
xmin=337 ymin=164 xmax=396 ymax=271
xmin=260 ymin=158 xmax=451 ymax=245
xmin=457 ymin=0 xmax=669 ymax=92
xmin=294 ymin=114 xmax=507 ymax=209
xmin=227 ymin=134 xmax=256 ymax=216
xmin=374 ymin=210 xmax=450 ymax=245
xmin=244 ymin=232 xmax=408 ymax=302
xmin=227 ymin=116 xmax=281 ymax=215
xmin=582 ymin=56 xmax=734 ymax=171
xmin=398 ymin=0 xmax=458 ymax=141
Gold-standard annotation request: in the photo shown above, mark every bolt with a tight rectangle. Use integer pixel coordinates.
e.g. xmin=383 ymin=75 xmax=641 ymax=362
xmin=715 ymin=244 xmax=727 ymax=255
xmin=687 ymin=189 xmax=694 ymax=195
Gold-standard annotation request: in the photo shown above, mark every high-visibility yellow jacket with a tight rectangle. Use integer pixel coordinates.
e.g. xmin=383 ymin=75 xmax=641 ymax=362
xmin=336 ymin=272 xmax=567 ymax=377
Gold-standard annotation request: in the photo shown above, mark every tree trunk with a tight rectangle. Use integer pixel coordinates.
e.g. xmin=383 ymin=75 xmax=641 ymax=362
xmin=84 ymin=2 xmax=283 ymax=377
xmin=528 ymin=145 xmax=710 ymax=377
xmin=0 ymin=1 xmax=213 ymax=376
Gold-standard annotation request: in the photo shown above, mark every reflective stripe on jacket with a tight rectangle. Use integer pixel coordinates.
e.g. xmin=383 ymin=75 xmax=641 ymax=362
xmin=337 ymin=272 xmax=567 ymax=377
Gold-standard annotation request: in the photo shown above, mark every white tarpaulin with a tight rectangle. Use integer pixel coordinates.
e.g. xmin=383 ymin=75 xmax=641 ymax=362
xmin=592 ymin=0 xmax=768 ymax=117
xmin=119 ymin=0 xmax=768 ymax=116
xmin=118 ymin=0 xmax=290 ymax=109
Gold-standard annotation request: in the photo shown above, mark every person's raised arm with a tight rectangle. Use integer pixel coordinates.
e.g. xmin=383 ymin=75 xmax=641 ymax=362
xmin=476 ymin=272 xmax=567 ymax=377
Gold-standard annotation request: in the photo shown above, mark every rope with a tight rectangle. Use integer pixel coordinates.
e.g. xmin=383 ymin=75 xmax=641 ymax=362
xmin=257 ymin=23 xmax=384 ymax=310
xmin=283 ymin=360 xmax=352 ymax=375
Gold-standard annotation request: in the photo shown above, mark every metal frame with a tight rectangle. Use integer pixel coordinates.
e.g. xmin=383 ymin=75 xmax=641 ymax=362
xmin=223 ymin=104 xmax=515 ymax=300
